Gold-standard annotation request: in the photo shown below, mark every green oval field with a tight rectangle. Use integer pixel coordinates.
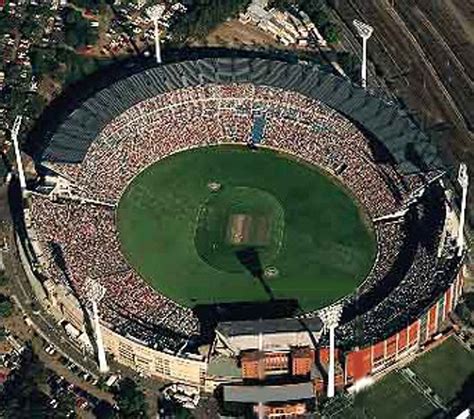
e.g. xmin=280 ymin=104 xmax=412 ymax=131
xmin=194 ymin=186 xmax=285 ymax=273
xmin=117 ymin=146 xmax=376 ymax=311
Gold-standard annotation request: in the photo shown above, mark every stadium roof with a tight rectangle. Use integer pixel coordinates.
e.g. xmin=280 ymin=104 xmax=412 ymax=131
xmin=223 ymin=382 xmax=314 ymax=403
xmin=40 ymin=57 xmax=443 ymax=174
xmin=216 ymin=317 xmax=322 ymax=337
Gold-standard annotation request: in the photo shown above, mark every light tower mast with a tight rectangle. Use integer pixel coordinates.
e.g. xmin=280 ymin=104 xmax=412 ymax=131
xmin=457 ymin=163 xmax=468 ymax=257
xmin=319 ymin=303 xmax=343 ymax=398
xmin=84 ymin=278 xmax=109 ymax=373
xmin=11 ymin=115 xmax=27 ymax=193
xmin=353 ymin=20 xmax=374 ymax=89
xmin=147 ymin=5 xmax=166 ymax=64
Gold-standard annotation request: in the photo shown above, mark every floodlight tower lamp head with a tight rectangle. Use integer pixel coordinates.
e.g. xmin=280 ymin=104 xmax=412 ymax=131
xmin=147 ymin=4 xmax=166 ymax=21
xmin=319 ymin=303 xmax=343 ymax=330
xmin=458 ymin=163 xmax=468 ymax=188
xmin=353 ymin=19 xmax=374 ymax=39
xmin=84 ymin=277 xmax=106 ymax=304
xmin=457 ymin=162 xmax=469 ymax=256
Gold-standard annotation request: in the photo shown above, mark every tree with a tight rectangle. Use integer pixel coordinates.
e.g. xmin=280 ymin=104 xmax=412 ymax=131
xmin=20 ymin=4 xmax=53 ymax=41
xmin=26 ymin=95 xmax=47 ymax=119
xmin=6 ymin=64 xmax=23 ymax=83
xmin=338 ymin=51 xmax=359 ymax=79
xmin=0 ymin=272 xmax=8 ymax=286
xmin=175 ymin=405 xmax=194 ymax=418
xmin=455 ymin=303 xmax=470 ymax=323
xmin=0 ymin=295 xmax=13 ymax=317
xmin=93 ymin=400 xmax=117 ymax=419
xmin=323 ymin=24 xmax=339 ymax=44
xmin=21 ymin=15 xmax=41 ymax=38
xmin=64 ymin=54 xmax=99 ymax=84
xmin=270 ymin=0 xmax=296 ymax=9
xmin=0 ymin=327 xmax=7 ymax=341
xmin=171 ymin=0 xmax=251 ymax=43
xmin=448 ymin=373 xmax=474 ymax=416
xmin=463 ymin=292 xmax=474 ymax=311
xmin=0 ymin=11 xmax=14 ymax=35
xmin=70 ymin=0 xmax=108 ymax=10
xmin=0 ymin=159 xmax=7 ymax=184
xmin=0 ymin=347 xmax=51 ymax=419
xmin=114 ymin=378 xmax=147 ymax=419
xmin=62 ymin=9 xmax=98 ymax=48
xmin=30 ymin=48 xmax=59 ymax=77
xmin=65 ymin=29 xmax=81 ymax=49
xmin=311 ymin=8 xmax=330 ymax=28
xmin=7 ymin=87 xmax=28 ymax=116
xmin=55 ymin=391 xmax=77 ymax=419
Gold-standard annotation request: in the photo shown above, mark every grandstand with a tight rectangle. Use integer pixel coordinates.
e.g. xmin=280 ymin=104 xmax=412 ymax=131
xmin=18 ymin=57 xmax=465 ymax=396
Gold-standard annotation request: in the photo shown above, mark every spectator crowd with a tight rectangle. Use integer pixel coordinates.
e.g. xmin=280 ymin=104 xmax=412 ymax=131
xmin=29 ymin=84 xmax=458 ymax=350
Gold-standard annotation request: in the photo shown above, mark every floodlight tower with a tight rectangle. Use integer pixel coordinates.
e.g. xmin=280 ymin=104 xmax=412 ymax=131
xmin=147 ymin=5 xmax=166 ymax=64
xmin=353 ymin=20 xmax=374 ymax=89
xmin=319 ymin=303 xmax=343 ymax=398
xmin=84 ymin=278 xmax=109 ymax=373
xmin=11 ymin=115 xmax=27 ymax=193
xmin=457 ymin=163 xmax=468 ymax=257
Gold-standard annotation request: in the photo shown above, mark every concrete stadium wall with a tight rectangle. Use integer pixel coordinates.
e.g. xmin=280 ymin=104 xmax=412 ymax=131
xmin=15 ymin=231 xmax=48 ymax=303
xmin=101 ymin=327 xmax=207 ymax=388
xmin=343 ymin=269 xmax=464 ymax=384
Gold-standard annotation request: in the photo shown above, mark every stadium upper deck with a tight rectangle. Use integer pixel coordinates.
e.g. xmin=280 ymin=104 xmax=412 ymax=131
xmin=40 ymin=57 xmax=442 ymax=174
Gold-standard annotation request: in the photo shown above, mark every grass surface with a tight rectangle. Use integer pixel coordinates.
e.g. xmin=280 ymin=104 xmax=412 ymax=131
xmin=330 ymin=338 xmax=474 ymax=418
xmin=117 ymin=145 xmax=375 ymax=310
xmin=411 ymin=337 xmax=474 ymax=403
xmin=195 ymin=186 xmax=284 ymax=273
xmin=332 ymin=373 xmax=438 ymax=419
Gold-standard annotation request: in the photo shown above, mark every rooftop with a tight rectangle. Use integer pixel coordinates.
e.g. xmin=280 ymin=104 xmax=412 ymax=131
xmin=217 ymin=317 xmax=322 ymax=337
xmin=223 ymin=382 xmax=314 ymax=403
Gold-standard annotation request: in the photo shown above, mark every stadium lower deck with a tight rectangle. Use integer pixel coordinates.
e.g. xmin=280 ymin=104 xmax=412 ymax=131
xmin=29 ymin=78 xmax=462 ymax=353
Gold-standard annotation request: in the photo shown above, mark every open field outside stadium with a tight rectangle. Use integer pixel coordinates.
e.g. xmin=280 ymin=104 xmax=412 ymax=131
xmin=333 ymin=373 xmax=439 ymax=419
xmin=331 ymin=337 xmax=474 ymax=418
xmin=117 ymin=145 xmax=375 ymax=311
xmin=332 ymin=372 xmax=437 ymax=419
xmin=410 ymin=337 xmax=474 ymax=404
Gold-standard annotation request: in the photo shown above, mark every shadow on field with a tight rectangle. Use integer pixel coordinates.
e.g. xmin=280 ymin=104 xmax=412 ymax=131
xmin=193 ymin=299 xmax=299 ymax=343
xmin=235 ymin=247 xmax=275 ymax=301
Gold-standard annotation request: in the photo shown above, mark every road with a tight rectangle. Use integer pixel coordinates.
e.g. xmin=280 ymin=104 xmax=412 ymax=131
xmin=0 ymin=229 xmax=116 ymax=412
xmin=0 ymin=188 xmax=103 ymax=380
xmin=5 ymin=234 xmax=102 ymax=378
